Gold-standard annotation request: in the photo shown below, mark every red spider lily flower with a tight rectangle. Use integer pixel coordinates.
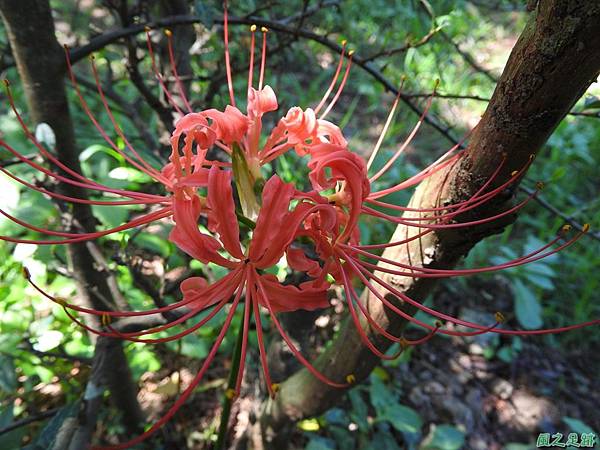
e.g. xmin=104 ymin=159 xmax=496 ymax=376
xmin=1 ymin=3 xmax=598 ymax=449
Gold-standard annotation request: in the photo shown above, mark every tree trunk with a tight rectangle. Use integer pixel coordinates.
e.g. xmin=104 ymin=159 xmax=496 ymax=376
xmin=0 ymin=0 xmax=144 ymax=439
xmin=258 ymin=1 xmax=600 ymax=446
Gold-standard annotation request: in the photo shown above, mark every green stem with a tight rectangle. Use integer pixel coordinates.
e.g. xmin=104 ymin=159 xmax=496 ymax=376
xmin=215 ymin=301 xmax=251 ymax=450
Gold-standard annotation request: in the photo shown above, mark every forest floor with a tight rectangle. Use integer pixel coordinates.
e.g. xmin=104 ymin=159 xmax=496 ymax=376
xmin=132 ymin=276 xmax=599 ymax=450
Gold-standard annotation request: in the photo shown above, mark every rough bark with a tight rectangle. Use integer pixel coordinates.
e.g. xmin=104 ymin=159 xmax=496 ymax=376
xmin=258 ymin=1 xmax=600 ymax=446
xmin=0 ymin=0 xmax=143 ymax=439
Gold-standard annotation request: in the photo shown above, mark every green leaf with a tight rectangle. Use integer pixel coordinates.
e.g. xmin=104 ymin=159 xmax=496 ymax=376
xmin=348 ymin=389 xmax=370 ymax=431
xmin=91 ymin=204 xmax=129 ymax=228
xmin=0 ymin=355 xmax=17 ymax=392
xmin=79 ymin=144 xmax=124 ymax=165
xmin=527 ymin=274 xmax=554 ymax=290
xmin=421 ymin=424 xmax=465 ymax=450
xmin=132 ymin=232 xmax=172 ymax=257
xmin=378 ymin=404 xmax=422 ymax=435
xmin=0 ymin=403 xmax=27 ymax=450
xmin=370 ymin=376 xmax=395 ymax=411
xmin=329 ymin=425 xmax=356 ymax=450
xmin=305 ymin=436 xmax=335 ymax=450
xmin=513 ymin=279 xmax=543 ymax=329
xmin=562 ymin=416 xmax=596 ymax=435
xmin=372 ymin=424 xmax=403 ymax=450
xmin=194 ymin=1 xmax=215 ymax=28
xmin=108 ymin=166 xmax=153 ymax=183
xmin=583 ymin=95 xmax=600 ymax=110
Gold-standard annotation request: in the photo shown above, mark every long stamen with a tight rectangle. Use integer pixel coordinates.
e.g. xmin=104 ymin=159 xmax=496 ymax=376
xmin=254 ymin=274 xmax=349 ymax=388
xmin=363 ymin=186 xmax=539 ymax=230
xmin=0 ymin=141 xmax=162 ymax=202
xmin=258 ymin=27 xmax=268 ymax=90
xmin=369 ymin=80 xmax=439 ymax=183
xmin=92 ymin=285 xmax=244 ymax=450
xmin=248 ymin=25 xmax=257 ymax=92
xmin=26 ymin=267 xmax=243 ymax=339
xmin=0 ymin=165 xmax=162 ymax=206
xmin=367 ymin=77 xmax=405 ymax=171
xmin=346 ymin=224 xmax=585 ymax=278
xmin=234 ymin=270 xmax=252 ymax=395
xmin=223 ymin=0 xmax=236 ymax=106
xmin=314 ymin=40 xmax=347 ymax=115
xmin=164 ymin=29 xmax=193 ymax=112
xmin=339 ymin=261 xmax=405 ymax=356
xmin=144 ymin=28 xmax=186 ymax=115
xmin=365 ymin=157 xmax=510 ymax=225
xmin=319 ymin=50 xmax=354 ymax=120
xmin=3 ymin=80 xmax=158 ymax=201
xmin=357 ymin=260 xmax=599 ymax=336
xmin=2 ymin=207 xmax=172 ymax=245
xmin=89 ymin=57 xmax=171 ymax=185
xmin=366 ymin=153 xmax=504 ymax=214
xmin=360 ymin=159 xmax=525 ymax=251
xmin=251 ymin=284 xmax=276 ymax=398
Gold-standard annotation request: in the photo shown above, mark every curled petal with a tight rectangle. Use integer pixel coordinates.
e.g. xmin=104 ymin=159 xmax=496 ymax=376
xmin=247 ymin=85 xmax=278 ymax=118
xmin=317 ymin=119 xmax=347 ymax=147
xmin=308 ymin=147 xmax=370 ymax=240
xmin=176 ymin=169 xmax=210 ymax=187
xmin=173 ymin=113 xmax=216 ymax=148
xmin=282 ymin=107 xmax=318 ymax=153
xmin=169 ymin=195 xmax=236 ymax=268
xmin=203 ymin=106 xmax=249 ymax=144
xmin=207 ymin=167 xmax=244 ymax=259
xmin=286 ymin=246 xmax=322 ymax=278
xmin=256 ymin=273 xmax=329 ymax=313
xmin=180 ymin=269 xmax=242 ymax=310
xmin=248 ymin=175 xmax=295 ymax=266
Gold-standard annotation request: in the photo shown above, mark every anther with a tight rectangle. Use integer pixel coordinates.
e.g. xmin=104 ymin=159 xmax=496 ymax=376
xmin=144 ymin=26 xmax=151 ymax=32
xmin=250 ymin=24 xmax=257 ymax=32
xmin=271 ymin=383 xmax=280 ymax=394
xmin=164 ymin=29 xmax=172 ymax=37
xmin=63 ymin=43 xmax=70 ymax=50
xmin=348 ymin=49 xmax=355 ymax=56
xmin=341 ymin=39 xmax=347 ymax=46
xmin=494 ymin=312 xmax=506 ymax=323
xmin=89 ymin=54 xmax=95 ymax=61
xmin=434 ymin=78 xmax=440 ymax=88
xmin=399 ymin=337 xmax=410 ymax=349
xmin=529 ymin=154 xmax=536 ymax=160
xmin=101 ymin=313 xmax=112 ymax=327
xmin=561 ymin=224 xmax=572 ymax=233
xmin=346 ymin=374 xmax=356 ymax=384
xmin=225 ymin=388 xmax=237 ymax=400
xmin=22 ymin=266 xmax=31 ymax=279
xmin=55 ymin=297 xmax=68 ymax=307
xmin=535 ymin=181 xmax=545 ymax=190
xmin=434 ymin=320 xmax=443 ymax=328
xmin=583 ymin=223 xmax=590 ymax=233
xmin=261 ymin=26 xmax=268 ymax=33
xmin=511 ymin=170 xmax=518 ymax=176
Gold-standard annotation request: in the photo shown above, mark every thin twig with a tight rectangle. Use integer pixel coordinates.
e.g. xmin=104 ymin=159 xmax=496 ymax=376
xmin=363 ymin=25 xmax=443 ymax=63
xmin=0 ymin=408 xmax=59 ymax=436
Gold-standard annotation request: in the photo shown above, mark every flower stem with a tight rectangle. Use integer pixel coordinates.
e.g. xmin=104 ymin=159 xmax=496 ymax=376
xmin=215 ymin=301 xmax=251 ymax=450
